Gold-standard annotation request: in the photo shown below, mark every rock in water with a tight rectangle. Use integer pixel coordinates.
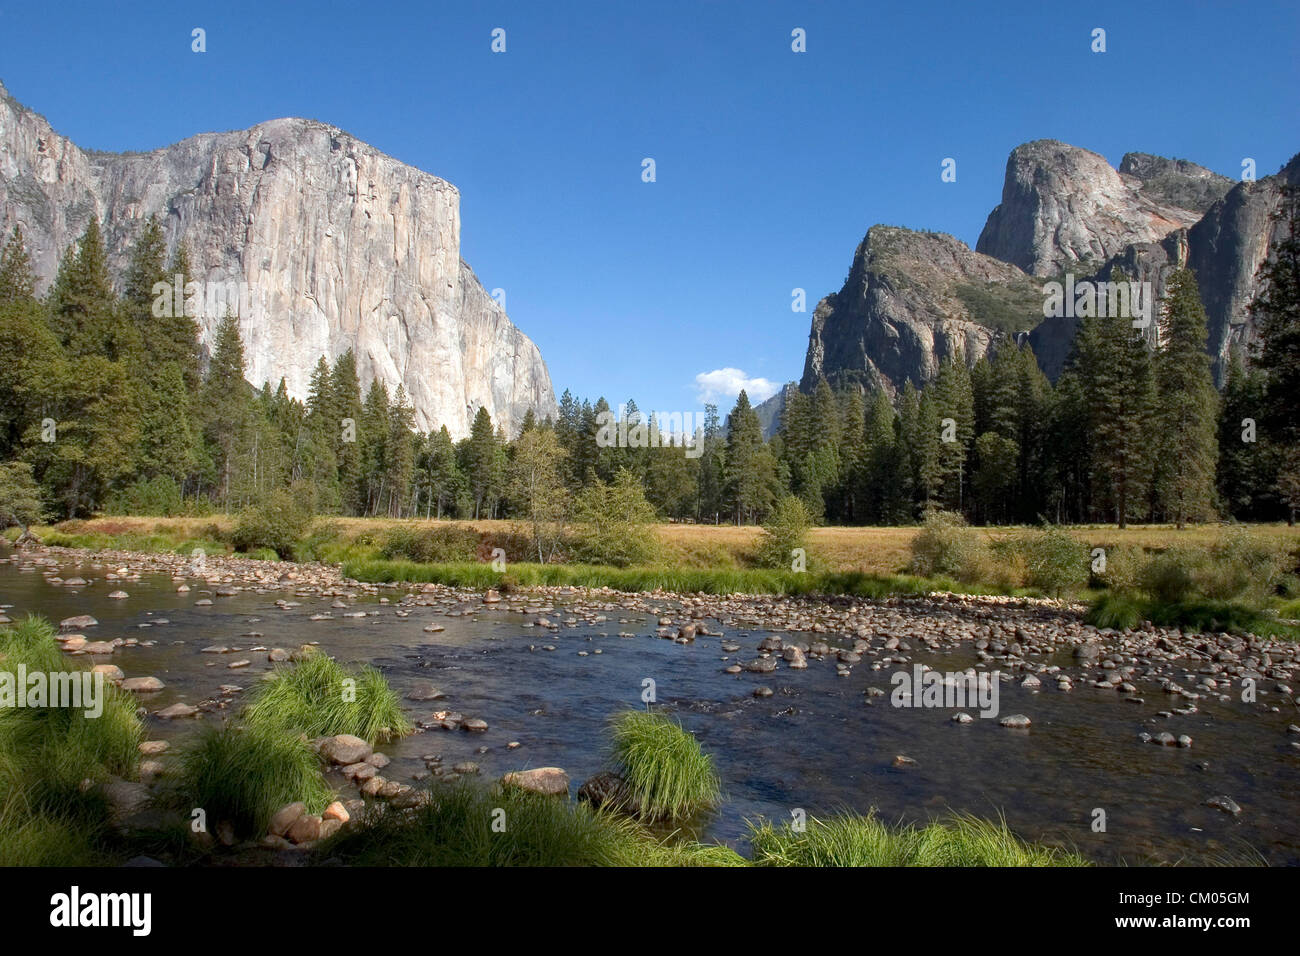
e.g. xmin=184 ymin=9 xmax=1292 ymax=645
xmin=502 ymin=767 xmax=570 ymax=796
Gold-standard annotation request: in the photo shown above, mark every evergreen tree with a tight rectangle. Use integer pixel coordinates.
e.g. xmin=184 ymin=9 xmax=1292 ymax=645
xmin=47 ymin=217 xmax=139 ymax=363
xmin=197 ymin=312 xmax=254 ymax=505
xmin=0 ymin=226 xmax=37 ymax=303
xmin=465 ymin=406 xmax=503 ymax=519
xmin=1069 ymin=269 xmax=1155 ymax=527
xmin=1251 ymin=184 xmax=1300 ymax=447
xmin=1217 ymin=349 xmax=1272 ymax=518
xmin=1154 ymin=269 xmax=1219 ymax=527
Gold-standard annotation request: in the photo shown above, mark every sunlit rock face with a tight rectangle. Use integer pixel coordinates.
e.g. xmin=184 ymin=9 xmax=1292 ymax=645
xmin=0 ymin=79 xmax=556 ymax=437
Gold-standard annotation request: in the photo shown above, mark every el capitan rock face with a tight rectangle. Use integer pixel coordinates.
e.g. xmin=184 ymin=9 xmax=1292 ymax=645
xmin=0 ymin=79 xmax=556 ymax=438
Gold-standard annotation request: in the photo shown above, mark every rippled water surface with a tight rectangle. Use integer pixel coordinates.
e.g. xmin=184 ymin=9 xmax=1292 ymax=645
xmin=3 ymin=556 xmax=1297 ymax=866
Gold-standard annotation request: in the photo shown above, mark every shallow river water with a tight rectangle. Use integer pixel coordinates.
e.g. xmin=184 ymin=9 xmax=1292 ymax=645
xmin=3 ymin=555 xmax=1297 ymax=866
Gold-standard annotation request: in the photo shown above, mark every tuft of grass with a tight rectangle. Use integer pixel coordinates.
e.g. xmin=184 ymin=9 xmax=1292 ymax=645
xmin=174 ymin=724 xmax=332 ymax=836
xmin=1087 ymin=594 xmax=1300 ymax=639
xmin=321 ymin=778 xmax=744 ymax=866
xmin=1086 ymin=593 xmax=1145 ymax=630
xmin=748 ymin=810 xmax=1087 ymax=867
xmin=241 ymin=652 xmax=411 ymax=743
xmin=342 ymin=558 xmax=989 ymax=600
xmin=607 ymin=711 xmax=721 ymax=822
xmin=0 ymin=615 xmax=143 ymax=865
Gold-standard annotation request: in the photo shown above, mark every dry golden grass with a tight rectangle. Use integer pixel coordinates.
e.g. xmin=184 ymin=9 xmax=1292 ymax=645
xmin=42 ymin=516 xmax=1300 ymax=576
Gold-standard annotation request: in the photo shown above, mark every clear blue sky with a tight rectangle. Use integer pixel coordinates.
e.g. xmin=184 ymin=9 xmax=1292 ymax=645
xmin=2 ymin=0 xmax=1296 ymax=417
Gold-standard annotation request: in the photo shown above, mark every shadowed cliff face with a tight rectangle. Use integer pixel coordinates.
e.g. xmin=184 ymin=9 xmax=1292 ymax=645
xmin=0 ymin=80 xmax=556 ymax=438
xmin=799 ymin=139 xmax=1295 ymax=398
xmin=1028 ymin=153 xmax=1300 ymax=385
xmin=800 ymin=226 xmax=1043 ymax=397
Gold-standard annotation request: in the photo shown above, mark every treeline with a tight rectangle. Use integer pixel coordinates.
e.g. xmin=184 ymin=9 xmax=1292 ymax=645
xmin=0 ymin=187 xmax=1298 ymax=529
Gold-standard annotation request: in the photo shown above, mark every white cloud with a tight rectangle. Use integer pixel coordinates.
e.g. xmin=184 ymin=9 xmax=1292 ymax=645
xmin=694 ymin=368 xmax=779 ymax=405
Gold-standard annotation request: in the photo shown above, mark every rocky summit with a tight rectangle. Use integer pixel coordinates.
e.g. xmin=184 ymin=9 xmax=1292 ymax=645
xmin=0 ymin=79 xmax=556 ymax=438
xmin=797 ymin=138 xmax=1297 ymax=398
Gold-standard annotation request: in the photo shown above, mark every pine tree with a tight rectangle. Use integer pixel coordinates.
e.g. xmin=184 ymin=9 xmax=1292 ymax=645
xmin=48 ymin=217 xmax=139 ymax=362
xmin=1217 ymin=349 xmax=1272 ymax=518
xmin=197 ymin=312 xmax=254 ymax=505
xmin=1251 ymin=184 xmax=1300 ymax=447
xmin=931 ymin=354 xmax=974 ymax=513
xmin=724 ymin=390 xmax=765 ymax=523
xmin=1070 ymin=269 xmax=1155 ymax=527
xmin=1154 ymin=269 xmax=1219 ymax=528
xmin=330 ymin=350 xmax=365 ymax=513
xmin=384 ymin=385 xmax=416 ymax=516
xmin=424 ymin=425 xmax=466 ymax=517
xmin=0 ymin=226 xmax=37 ymax=303
xmin=465 ymin=406 xmax=502 ymax=519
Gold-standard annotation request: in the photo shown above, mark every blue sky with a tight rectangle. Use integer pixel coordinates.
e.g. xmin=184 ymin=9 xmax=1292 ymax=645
xmin=2 ymin=0 xmax=1296 ymax=418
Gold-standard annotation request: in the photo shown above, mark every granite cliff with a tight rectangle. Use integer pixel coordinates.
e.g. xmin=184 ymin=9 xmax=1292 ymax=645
xmin=0 ymin=79 xmax=557 ymax=438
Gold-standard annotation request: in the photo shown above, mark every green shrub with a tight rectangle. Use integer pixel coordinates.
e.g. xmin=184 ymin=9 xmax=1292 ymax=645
xmin=293 ymin=520 xmax=343 ymax=563
xmin=242 ymin=652 xmax=411 ymax=743
xmin=909 ymin=510 xmax=987 ymax=583
xmin=567 ymin=469 xmax=661 ymax=567
xmin=231 ymin=488 xmax=312 ymax=559
xmin=1015 ymin=524 xmax=1089 ymax=597
xmin=176 ymin=725 xmax=332 ymax=837
xmin=380 ymin=523 xmax=482 ymax=563
xmin=607 ymin=711 xmax=720 ymax=821
xmin=1195 ymin=525 xmax=1293 ymax=602
xmin=104 ymin=475 xmax=184 ymax=516
xmin=753 ymin=495 xmax=813 ymax=570
xmin=748 ymin=811 xmax=1086 ymax=867
xmin=1140 ymin=547 xmax=1201 ymax=603
xmin=1090 ymin=543 xmax=1144 ymax=592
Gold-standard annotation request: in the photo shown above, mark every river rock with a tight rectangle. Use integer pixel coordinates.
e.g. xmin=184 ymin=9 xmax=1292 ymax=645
xmin=92 ymin=664 xmax=124 ymax=682
xmin=318 ymin=734 xmax=372 ymax=765
xmin=155 ymin=702 xmax=198 ymax=718
xmin=577 ymin=771 xmax=640 ymax=815
xmin=502 ymin=767 xmax=570 ymax=796
xmin=1206 ymin=795 xmax=1242 ymax=815
xmin=323 ymin=800 xmax=350 ymax=823
xmin=999 ymin=714 xmax=1031 ymax=729
xmin=406 ymin=682 xmax=446 ymax=701
xmin=286 ymin=813 xmax=322 ymax=844
xmin=121 ymin=676 xmax=165 ymax=692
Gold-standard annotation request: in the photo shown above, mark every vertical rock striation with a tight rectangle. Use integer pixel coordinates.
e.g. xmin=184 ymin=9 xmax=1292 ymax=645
xmin=0 ymin=79 xmax=556 ymax=438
